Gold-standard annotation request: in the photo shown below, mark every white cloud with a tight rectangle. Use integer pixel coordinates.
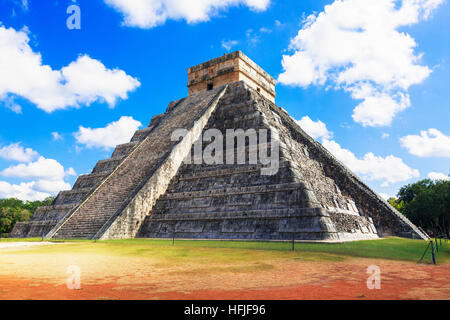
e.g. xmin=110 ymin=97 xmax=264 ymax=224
xmin=0 ymin=181 xmax=51 ymax=201
xmin=221 ymin=39 xmax=239 ymax=51
xmin=0 ymin=155 xmax=75 ymax=201
xmin=428 ymin=172 xmax=449 ymax=181
xmin=295 ymin=116 xmax=417 ymax=186
xmin=400 ymin=128 xmax=450 ymax=157
xmin=296 ymin=116 xmax=333 ymax=140
xmin=51 ymin=132 xmax=62 ymax=141
xmin=322 ymin=139 xmax=420 ymax=186
xmin=74 ymin=116 xmax=142 ymax=150
xmin=0 ymin=25 xmax=140 ymax=113
xmin=33 ymin=179 xmax=71 ymax=193
xmin=0 ymin=143 xmax=38 ymax=162
xmin=2 ymin=95 xmax=22 ymax=113
xmin=61 ymin=55 xmax=141 ymax=108
xmin=351 ymin=92 xmax=411 ymax=127
xmin=1 ymin=156 xmax=75 ymax=182
xmin=278 ymin=0 xmax=443 ymax=127
xmin=104 ymin=0 xmax=270 ymax=28
xmin=381 ymin=133 xmax=390 ymax=139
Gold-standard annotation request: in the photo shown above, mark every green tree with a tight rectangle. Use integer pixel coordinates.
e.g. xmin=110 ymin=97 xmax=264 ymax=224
xmin=388 ymin=197 xmax=405 ymax=213
xmin=396 ymin=179 xmax=450 ymax=237
xmin=0 ymin=197 xmax=54 ymax=235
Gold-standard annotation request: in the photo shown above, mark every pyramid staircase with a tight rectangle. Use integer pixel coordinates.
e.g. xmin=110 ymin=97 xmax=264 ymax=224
xmin=12 ymin=86 xmax=228 ymax=239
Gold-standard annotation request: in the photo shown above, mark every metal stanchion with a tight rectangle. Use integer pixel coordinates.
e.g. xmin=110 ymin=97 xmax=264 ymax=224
xmin=292 ymin=233 xmax=295 ymax=251
xmin=430 ymin=241 xmax=436 ymax=265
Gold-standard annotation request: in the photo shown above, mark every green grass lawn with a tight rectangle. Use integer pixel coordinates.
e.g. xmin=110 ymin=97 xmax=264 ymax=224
xmin=0 ymin=237 xmax=44 ymax=242
xmin=2 ymin=237 xmax=448 ymax=264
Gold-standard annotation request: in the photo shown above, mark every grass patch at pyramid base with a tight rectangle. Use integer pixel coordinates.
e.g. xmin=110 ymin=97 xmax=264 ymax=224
xmin=1 ymin=237 xmax=448 ymax=263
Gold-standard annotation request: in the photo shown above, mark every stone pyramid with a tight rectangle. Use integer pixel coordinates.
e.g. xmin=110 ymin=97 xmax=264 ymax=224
xmin=12 ymin=52 xmax=427 ymax=241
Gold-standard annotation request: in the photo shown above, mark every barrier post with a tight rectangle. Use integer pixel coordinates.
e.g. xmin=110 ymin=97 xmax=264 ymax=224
xmin=430 ymin=241 xmax=436 ymax=265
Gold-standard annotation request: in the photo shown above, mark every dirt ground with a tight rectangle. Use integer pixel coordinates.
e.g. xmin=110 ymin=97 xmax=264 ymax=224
xmin=0 ymin=243 xmax=448 ymax=300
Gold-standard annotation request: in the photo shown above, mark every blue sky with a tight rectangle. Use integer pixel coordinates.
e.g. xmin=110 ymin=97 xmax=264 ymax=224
xmin=0 ymin=0 xmax=449 ymax=201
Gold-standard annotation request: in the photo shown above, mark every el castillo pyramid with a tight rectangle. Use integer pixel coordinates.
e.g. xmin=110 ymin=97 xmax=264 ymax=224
xmin=11 ymin=51 xmax=427 ymax=241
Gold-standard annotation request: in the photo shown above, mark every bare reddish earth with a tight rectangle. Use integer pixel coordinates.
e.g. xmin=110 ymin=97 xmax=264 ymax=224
xmin=1 ymin=257 xmax=448 ymax=300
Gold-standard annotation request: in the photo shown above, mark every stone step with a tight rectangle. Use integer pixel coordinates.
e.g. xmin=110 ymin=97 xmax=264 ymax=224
xmin=61 ymin=216 xmax=112 ymax=224
xmin=111 ymin=141 xmax=139 ymax=159
xmin=32 ymin=204 xmax=77 ymax=221
xmin=185 ymin=141 xmax=281 ymax=163
xmin=72 ymin=171 xmax=110 ymax=189
xmin=130 ymin=126 xmax=155 ymax=142
xmin=168 ymin=165 xmax=294 ymax=193
xmin=139 ymin=206 xmax=378 ymax=240
xmin=11 ymin=220 xmax=60 ymax=238
xmin=57 ymin=225 xmax=103 ymax=232
xmin=53 ymin=234 xmax=91 ymax=239
xmin=56 ymin=224 xmax=104 ymax=232
xmin=162 ymin=182 xmax=306 ymax=200
xmin=177 ymin=161 xmax=290 ymax=180
xmin=92 ymin=157 xmax=125 ymax=173
xmin=153 ymin=202 xmax=300 ymax=216
xmin=132 ymin=113 xmax=168 ymax=141
xmin=53 ymin=188 xmax=92 ymax=205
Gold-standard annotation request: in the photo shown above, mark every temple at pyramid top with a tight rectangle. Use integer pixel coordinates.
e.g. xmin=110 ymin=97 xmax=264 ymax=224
xmin=187 ymin=51 xmax=276 ymax=103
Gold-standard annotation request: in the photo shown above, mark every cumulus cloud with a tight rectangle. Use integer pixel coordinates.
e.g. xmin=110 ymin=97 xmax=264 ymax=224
xmin=33 ymin=179 xmax=72 ymax=194
xmin=0 ymin=25 xmax=140 ymax=113
xmin=322 ymin=139 xmax=420 ymax=186
xmin=0 ymin=156 xmax=75 ymax=201
xmin=74 ymin=116 xmax=142 ymax=150
xmin=278 ymin=0 xmax=443 ymax=127
xmin=296 ymin=116 xmax=333 ymax=140
xmin=104 ymin=0 xmax=270 ymax=28
xmin=0 ymin=181 xmax=51 ymax=201
xmin=0 ymin=143 xmax=38 ymax=162
xmin=400 ymin=128 xmax=450 ymax=157
xmin=1 ymin=156 xmax=75 ymax=182
xmin=296 ymin=116 xmax=418 ymax=186
xmin=428 ymin=172 xmax=449 ymax=181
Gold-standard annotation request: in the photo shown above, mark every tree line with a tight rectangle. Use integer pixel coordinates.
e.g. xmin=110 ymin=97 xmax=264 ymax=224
xmin=0 ymin=197 xmax=54 ymax=235
xmin=389 ymin=179 xmax=449 ymax=238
